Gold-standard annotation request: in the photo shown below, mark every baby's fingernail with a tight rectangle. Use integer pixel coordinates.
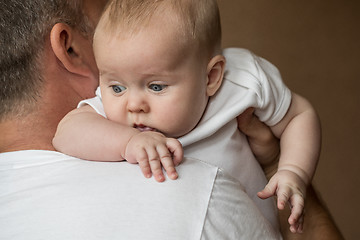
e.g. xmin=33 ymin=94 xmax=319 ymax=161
xmin=171 ymin=172 xmax=178 ymax=179
xmin=157 ymin=175 xmax=165 ymax=182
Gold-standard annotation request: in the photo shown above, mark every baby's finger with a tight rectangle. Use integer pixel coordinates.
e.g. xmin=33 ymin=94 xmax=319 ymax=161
xmin=289 ymin=223 xmax=299 ymax=234
xmin=166 ymin=138 xmax=183 ymax=166
xmin=298 ymin=214 xmax=304 ymax=233
xmin=276 ymin=186 xmax=291 ymax=210
xmin=157 ymin=145 xmax=178 ymax=180
xmin=288 ymin=194 xmax=305 ymax=225
xmin=289 ymin=215 xmax=303 ymax=234
xmin=137 ymin=149 xmax=152 ymax=179
xmin=257 ymin=179 xmax=277 ymax=199
xmin=146 ymin=147 xmax=165 ymax=182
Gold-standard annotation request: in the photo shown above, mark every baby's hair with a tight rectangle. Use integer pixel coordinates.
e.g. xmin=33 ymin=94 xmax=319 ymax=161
xmin=97 ymin=0 xmax=222 ymax=57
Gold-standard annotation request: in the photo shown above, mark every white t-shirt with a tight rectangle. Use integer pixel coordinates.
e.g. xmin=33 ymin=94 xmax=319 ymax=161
xmin=0 ymin=150 xmax=281 ymax=239
xmin=79 ymin=48 xmax=291 ymax=229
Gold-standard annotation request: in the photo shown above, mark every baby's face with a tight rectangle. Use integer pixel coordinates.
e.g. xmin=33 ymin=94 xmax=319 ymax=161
xmin=93 ymin=16 xmax=211 ymax=138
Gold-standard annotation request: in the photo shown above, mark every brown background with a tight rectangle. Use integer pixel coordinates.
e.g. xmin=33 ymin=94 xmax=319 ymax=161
xmin=217 ymin=0 xmax=360 ymax=239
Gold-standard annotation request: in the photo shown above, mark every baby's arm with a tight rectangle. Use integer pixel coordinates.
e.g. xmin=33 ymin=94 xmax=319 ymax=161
xmin=257 ymin=93 xmax=321 ymax=233
xmin=237 ymin=111 xmax=343 ymax=239
xmin=53 ymin=105 xmax=183 ymax=182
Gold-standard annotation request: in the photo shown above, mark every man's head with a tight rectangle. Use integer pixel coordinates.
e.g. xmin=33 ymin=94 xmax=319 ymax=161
xmin=0 ymin=0 xmax=108 ymax=151
xmin=94 ymin=0 xmax=225 ymax=138
xmin=0 ymin=0 xmax=96 ymax=121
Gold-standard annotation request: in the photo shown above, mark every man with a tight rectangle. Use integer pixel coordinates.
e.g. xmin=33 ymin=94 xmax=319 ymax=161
xmin=0 ymin=0 xmax=343 ymax=239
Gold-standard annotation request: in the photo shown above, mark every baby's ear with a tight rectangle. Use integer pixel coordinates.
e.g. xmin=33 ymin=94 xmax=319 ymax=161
xmin=206 ymin=55 xmax=226 ymax=96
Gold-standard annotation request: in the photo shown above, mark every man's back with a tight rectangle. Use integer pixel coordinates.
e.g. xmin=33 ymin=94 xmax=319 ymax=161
xmin=0 ymin=150 xmax=280 ymax=239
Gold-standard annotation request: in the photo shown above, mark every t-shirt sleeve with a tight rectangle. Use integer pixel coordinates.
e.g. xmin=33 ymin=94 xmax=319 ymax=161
xmin=77 ymin=87 xmax=107 ymax=118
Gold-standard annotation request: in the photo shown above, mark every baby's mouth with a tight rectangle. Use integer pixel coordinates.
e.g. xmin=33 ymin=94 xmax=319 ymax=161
xmin=134 ymin=124 xmax=158 ymax=132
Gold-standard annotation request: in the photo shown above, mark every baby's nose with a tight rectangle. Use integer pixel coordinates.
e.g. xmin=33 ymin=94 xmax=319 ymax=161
xmin=126 ymin=92 xmax=150 ymax=113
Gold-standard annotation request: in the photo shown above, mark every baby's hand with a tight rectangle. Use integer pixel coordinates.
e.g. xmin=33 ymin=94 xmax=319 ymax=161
xmin=257 ymin=170 xmax=306 ymax=233
xmin=125 ymin=131 xmax=183 ymax=182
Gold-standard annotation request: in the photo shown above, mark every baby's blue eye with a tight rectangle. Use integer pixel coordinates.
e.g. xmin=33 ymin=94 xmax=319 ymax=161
xmin=149 ymin=84 xmax=166 ymax=92
xmin=112 ymin=85 xmax=126 ymax=93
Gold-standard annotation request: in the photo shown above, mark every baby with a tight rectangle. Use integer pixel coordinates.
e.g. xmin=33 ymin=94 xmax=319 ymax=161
xmin=53 ymin=0 xmax=321 ymax=233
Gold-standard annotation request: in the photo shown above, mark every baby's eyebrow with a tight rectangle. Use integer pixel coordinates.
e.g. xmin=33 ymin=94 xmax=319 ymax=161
xmin=99 ymin=70 xmax=119 ymax=78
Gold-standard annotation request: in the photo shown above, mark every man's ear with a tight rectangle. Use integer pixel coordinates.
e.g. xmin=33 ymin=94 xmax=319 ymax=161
xmin=206 ymin=54 xmax=226 ymax=96
xmin=50 ymin=23 xmax=92 ymax=77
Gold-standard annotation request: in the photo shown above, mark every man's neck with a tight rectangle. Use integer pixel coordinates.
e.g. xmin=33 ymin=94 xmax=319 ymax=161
xmin=0 ymin=114 xmax=56 ymax=153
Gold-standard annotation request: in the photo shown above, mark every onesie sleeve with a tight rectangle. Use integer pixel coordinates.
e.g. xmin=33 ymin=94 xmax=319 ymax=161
xmin=253 ymin=54 xmax=292 ymax=126
xmin=223 ymin=48 xmax=292 ymax=126
xmin=77 ymin=87 xmax=107 ymax=118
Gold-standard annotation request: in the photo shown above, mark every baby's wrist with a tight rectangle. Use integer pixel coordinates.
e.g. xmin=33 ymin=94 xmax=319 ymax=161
xmin=278 ymin=165 xmax=311 ymax=186
xmin=123 ymin=129 xmax=142 ymax=161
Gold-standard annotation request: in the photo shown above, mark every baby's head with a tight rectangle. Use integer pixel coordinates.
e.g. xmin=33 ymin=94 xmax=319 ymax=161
xmin=93 ymin=0 xmax=225 ymax=138
xmin=95 ymin=0 xmax=222 ymax=59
